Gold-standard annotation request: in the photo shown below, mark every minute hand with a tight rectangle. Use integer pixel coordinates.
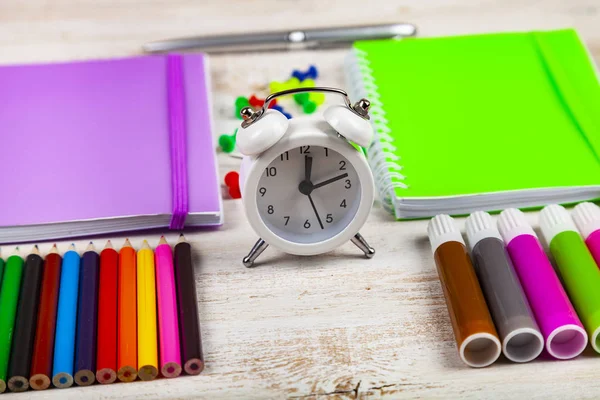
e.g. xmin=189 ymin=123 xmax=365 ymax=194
xmin=313 ymin=173 xmax=349 ymax=189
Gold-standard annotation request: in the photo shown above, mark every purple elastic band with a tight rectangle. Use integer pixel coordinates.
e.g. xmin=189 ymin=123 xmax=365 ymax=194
xmin=167 ymin=54 xmax=189 ymax=230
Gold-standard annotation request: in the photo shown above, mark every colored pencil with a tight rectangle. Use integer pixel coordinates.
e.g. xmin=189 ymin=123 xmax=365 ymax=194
xmin=156 ymin=236 xmax=182 ymax=378
xmin=7 ymin=247 xmax=44 ymax=392
xmin=118 ymin=239 xmax=137 ymax=382
xmin=30 ymin=245 xmax=62 ymax=390
xmin=174 ymin=235 xmax=204 ymax=375
xmin=0 ymin=249 xmax=24 ymax=393
xmin=0 ymin=250 xmax=4 ymax=289
xmin=52 ymin=244 xmax=81 ymax=389
xmin=96 ymin=241 xmax=118 ymax=385
xmin=74 ymin=243 xmax=99 ymax=386
xmin=137 ymin=240 xmax=159 ymax=381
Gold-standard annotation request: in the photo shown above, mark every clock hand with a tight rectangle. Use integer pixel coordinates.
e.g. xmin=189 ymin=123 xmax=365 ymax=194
xmin=308 ymin=194 xmax=324 ymax=230
xmin=313 ymin=173 xmax=349 ymax=190
xmin=305 ymin=155 xmax=313 ymax=182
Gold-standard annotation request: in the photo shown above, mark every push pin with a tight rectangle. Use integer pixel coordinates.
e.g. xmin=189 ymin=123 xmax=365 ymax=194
xmin=291 ymin=65 xmax=318 ymax=82
xmin=309 ymin=92 xmax=325 ymax=105
xmin=235 ymin=96 xmax=250 ymax=119
xmin=218 ymin=129 xmax=237 ymax=153
xmin=269 ymin=77 xmax=315 ymax=95
xmin=293 ymin=93 xmax=317 ymax=114
xmin=248 ymin=95 xmax=277 ymax=109
xmin=272 ymin=104 xmax=292 ymax=119
xmin=224 ymin=171 xmax=241 ymax=199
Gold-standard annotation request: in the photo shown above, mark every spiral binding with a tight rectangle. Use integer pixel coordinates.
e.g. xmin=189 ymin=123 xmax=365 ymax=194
xmin=344 ymin=48 xmax=406 ymax=216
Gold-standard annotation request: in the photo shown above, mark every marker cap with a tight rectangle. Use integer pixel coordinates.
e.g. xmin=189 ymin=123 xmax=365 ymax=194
xmin=497 ymin=208 xmax=537 ymax=244
xmin=427 ymin=214 xmax=465 ymax=253
xmin=465 ymin=211 xmax=502 ymax=251
xmin=572 ymin=202 xmax=600 ymax=240
xmin=539 ymin=204 xmax=579 ymax=245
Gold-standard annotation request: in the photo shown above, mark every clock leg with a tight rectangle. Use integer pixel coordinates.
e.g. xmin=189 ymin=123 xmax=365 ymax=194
xmin=351 ymin=232 xmax=375 ymax=259
xmin=243 ymin=238 xmax=269 ymax=268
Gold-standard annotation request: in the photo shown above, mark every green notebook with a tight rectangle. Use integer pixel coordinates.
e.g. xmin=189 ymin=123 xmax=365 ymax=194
xmin=345 ymin=29 xmax=600 ymax=218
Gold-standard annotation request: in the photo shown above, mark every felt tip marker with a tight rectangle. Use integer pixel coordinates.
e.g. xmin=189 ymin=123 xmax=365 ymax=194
xmin=573 ymin=202 xmax=600 ymax=266
xmin=465 ymin=212 xmax=543 ymax=363
xmin=540 ymin=204 xmax=600 ymax=353
xmin=498 ymin=208 xmax=587 ymax=360
xmin=427 ymin=215 xmax=501 ymax=368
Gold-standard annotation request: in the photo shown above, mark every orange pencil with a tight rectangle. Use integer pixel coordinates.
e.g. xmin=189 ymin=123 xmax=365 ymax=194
xmin=117 ymin=239 xmax=137 ymax=382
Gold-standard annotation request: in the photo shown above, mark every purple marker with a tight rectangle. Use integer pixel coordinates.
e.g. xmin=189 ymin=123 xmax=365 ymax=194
xmin=573 ymin=202 xmax=600 ymax=265
xmin=497 ymin=208 xmax=587 ymax=360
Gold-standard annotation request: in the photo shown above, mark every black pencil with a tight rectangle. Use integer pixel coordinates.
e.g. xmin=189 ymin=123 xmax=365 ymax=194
xmin=74 ymin=243 xmax=99 ymax=386
xmin=7 ymin=246 xmax=44 ymax=392
xmin=174 ymin=235 xmax=204 ymax=375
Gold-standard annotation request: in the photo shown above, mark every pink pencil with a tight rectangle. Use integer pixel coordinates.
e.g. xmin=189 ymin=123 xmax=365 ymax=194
xmin=155 ymin=237 xmax=182 ymax=378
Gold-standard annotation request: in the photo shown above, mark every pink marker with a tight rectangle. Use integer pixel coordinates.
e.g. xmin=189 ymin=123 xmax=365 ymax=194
xmin=497 ymin=208 xmax=587 ymax=359
xmin=573 ymin=202 xmax=600 ymax=265
xmin=155 ymin=237 xmax=182 ymax=378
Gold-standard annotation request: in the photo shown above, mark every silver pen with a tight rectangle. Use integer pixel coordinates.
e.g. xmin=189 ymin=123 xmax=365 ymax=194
xmin=143 ymin=23 xmax=417 ymax=53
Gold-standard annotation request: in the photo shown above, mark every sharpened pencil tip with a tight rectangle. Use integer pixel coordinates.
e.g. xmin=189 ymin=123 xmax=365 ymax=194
xmin=31 ymin=245 xmax=41 ymax=255
xmin=49 ymin=244 xmax=59 ymax=254
xmin=86 ymin=242 xmax=96 ymax=252
xmin=104 ymin=240 xmax=113 ymax=250
xmin=141 ymin=240 xmax=151 ymax=250
xmin=159 ymin=236 xmax=168 ymax=245
xmin=123 ymin=239 xmax=133 ymax=248
xmin=177 ymin=234 xmax=187 ymax=244
xmin=68 ymin=243 xmax=76 ymax=251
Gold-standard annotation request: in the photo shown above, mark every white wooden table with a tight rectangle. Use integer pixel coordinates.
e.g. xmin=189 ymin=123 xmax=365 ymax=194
xmin=1 ymin=1 xmax=599 ymax=398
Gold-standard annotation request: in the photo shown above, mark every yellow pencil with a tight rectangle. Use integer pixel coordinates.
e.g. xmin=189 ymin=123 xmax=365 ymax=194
xmin=136 ymin=241 xmax=158 ymax=381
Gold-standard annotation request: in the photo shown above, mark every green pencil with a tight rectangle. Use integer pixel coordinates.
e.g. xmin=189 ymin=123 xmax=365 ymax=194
xmin=0 ymin=248 xmax=24 ymax=393
xmin=0 ymin=250 xmax=5 ymax=289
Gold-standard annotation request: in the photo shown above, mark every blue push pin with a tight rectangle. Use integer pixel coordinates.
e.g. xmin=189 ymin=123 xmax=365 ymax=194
xmin=291 ymin=65 xmax=318 ymax=82
xmin=272 ymin=104 xmax=292 ymax=119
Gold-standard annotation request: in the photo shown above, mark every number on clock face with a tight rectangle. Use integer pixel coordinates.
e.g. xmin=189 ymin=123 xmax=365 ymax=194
xmin=256 ymin=145 xmax=361 ymax=244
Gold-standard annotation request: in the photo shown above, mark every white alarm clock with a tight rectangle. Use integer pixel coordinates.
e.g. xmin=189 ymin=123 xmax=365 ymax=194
xmin=236 ymin=87 xmax=375 ymax=267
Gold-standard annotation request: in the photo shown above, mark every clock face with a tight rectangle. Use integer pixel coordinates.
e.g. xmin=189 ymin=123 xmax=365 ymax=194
xmin=256 ymin=145 xmax=361 ymax=244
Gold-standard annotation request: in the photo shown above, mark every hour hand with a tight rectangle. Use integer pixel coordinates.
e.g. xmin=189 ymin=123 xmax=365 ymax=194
xmin=313 ymin=173 xmax=349 ymax=189
xmin=305 ymin=156 xmax=313 ymax=182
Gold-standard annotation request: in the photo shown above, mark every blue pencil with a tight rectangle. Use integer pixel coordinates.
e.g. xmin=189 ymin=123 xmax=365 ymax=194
xmin=52 ymin=245 xmax=80 ymax=389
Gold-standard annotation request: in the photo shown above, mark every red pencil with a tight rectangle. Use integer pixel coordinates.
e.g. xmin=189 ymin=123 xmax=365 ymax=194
xmin=29 ymin=245 xmax=61 ymax=391
xmin=95 ymin=241 xmax=118 ymax=384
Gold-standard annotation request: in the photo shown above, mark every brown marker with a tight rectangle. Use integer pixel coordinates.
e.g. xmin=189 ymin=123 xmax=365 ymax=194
xmin=427 ymin=214 xmax=501 ymax=368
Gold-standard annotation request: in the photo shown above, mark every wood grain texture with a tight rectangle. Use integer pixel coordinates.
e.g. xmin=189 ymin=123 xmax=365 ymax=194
xmin=1 ymin=0 xmax=599 ymax=398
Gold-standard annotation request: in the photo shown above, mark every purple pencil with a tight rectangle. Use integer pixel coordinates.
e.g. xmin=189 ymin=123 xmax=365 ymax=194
xmin=498 ymin=208 xmax=587 ymax=359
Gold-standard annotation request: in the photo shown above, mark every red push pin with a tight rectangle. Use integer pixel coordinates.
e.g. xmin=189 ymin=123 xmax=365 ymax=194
xmin=224 ymin=171 xmax=241 ymax=199
xmin=249 ymin=95 xmax=277 ymax=109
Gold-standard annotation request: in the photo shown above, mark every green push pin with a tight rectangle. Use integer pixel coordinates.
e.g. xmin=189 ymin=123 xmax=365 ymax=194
xmin=302 ymin=100 xmax=317 ymax=114
xmin=218 ymin=129 xmax=238 ymax=153
xmin=293 ymin=93 xmax=309 ymax=105
xmin=235 ymin=97 xmax=250 ymax=119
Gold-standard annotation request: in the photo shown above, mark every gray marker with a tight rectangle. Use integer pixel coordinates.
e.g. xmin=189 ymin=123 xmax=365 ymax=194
xmin=465 ymin=211 xmax=543 ymax=363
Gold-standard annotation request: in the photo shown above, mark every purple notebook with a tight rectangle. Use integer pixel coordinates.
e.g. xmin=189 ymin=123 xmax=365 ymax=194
xmin=0 ymin=54 xmax=222 ymax=243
